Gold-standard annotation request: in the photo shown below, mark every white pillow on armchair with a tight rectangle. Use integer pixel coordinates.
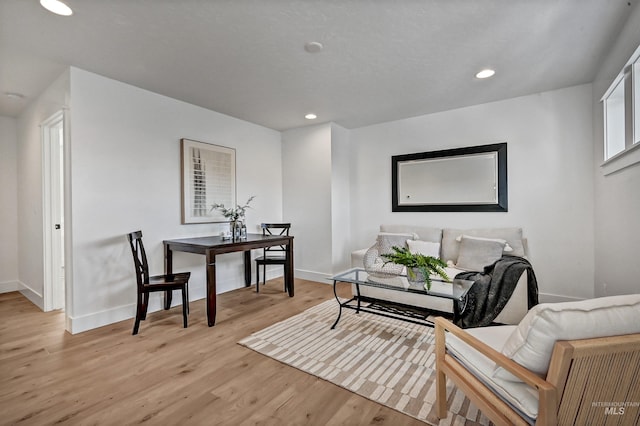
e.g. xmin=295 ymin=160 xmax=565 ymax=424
xmin=494 ymin=293 xmax=640 ymax=381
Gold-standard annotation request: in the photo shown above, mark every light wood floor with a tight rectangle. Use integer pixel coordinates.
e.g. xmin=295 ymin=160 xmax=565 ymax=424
xmin=0 ymin=279 xmax=428 ymax=425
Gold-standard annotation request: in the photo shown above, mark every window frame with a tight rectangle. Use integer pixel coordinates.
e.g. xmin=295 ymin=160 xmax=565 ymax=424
xmin=601 ymin=44 xmax=640 ymax=175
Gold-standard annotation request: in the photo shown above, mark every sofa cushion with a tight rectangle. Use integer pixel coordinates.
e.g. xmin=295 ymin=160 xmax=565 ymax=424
xmin=380 ymin=224 xmax=442 ymax=243
xmin=455 ymin=235 xmax=506 ymax=271
xmin=494 ymin=294 xmax=640 ymax=381
xmin=442 ymin=228 xmax=525 ymax=262
xmin=407 ymin=239 xmax=441 ymax=258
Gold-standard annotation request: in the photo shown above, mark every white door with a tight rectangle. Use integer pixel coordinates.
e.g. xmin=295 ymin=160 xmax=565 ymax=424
xmin=42 ymin=111 xmax=65 ymax=311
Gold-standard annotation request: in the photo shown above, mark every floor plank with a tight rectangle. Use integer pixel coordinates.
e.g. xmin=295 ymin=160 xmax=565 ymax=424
xmin=0 ymin=279 xmax=428 ymax=425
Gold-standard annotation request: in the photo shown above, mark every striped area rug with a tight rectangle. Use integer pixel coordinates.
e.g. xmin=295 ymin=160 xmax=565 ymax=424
xmin=238 ymin=300 xmax=491 ymax=425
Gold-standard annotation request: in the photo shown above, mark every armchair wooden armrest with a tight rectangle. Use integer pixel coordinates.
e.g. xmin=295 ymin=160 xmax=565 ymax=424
xmin=434 ymin=317 xmax=640 ymax=425
xmin=434 ymin=316 xmax=557 ymax=425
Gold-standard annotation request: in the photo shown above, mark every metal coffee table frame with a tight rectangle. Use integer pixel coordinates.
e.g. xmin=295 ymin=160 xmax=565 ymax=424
xmin=330 ymin=268 xmax=473 ymax=329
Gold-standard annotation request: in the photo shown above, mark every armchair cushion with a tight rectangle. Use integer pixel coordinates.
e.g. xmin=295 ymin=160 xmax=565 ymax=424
xmin=445 ymin=325 xmax=539 ymax=421
xmin=494 ymin=294 xmax=640 ymax=381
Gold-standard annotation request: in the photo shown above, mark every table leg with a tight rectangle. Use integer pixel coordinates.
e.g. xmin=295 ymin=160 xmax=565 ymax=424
xmin=330 ymin=280 xmax=342 ymax=329
xmin=285 ymin=239 xmax=294 ymax=297
xmin=164 ymin=243 xmax=173 ymax=310
xmin=206 ymin=249 xmax=217 ymax=327
xmin=243 ymin=250 xmax=251 ymax=287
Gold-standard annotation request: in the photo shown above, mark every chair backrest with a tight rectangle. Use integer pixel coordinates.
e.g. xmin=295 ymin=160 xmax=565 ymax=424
xmin=493 ymin=294 xmax=640 ymax=381
xmin=550 ymin=333 xmax=640 ymax=425
xmin=127 ymin=230 xmax=149 ymax=286
xmin=261 ymin=223 xmax=291 ymax=253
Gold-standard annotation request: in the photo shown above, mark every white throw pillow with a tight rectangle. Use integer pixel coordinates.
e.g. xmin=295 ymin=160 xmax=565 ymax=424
xmin=455 ymin=235 xmax=505 ymax=271
xmin=406 ymin=239 xmax=441 ymax=258
xmin=455 ymin=234 xmax=513 ymax=252
xmin=442 ymin=228 xmax=524 ymax=262
xmin=494 ymin=294 xmax=640 ymax=382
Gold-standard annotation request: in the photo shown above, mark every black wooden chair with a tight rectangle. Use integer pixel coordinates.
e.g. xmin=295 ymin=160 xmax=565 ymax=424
xmin=127 ymin=230 xmax=190 ymax=335
xmin=255 ymin=223 xmax=291 ymax=292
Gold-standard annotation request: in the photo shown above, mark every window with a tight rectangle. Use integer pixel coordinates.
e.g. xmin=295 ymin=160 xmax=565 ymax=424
xmin=604 ymin=76 xmax=625 ymax=159
xmin=601 ymin=44 xmax=640 ymax=175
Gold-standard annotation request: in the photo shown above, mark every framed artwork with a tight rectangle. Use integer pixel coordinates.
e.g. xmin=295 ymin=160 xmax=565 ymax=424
xmin=181 ymin=138 xmax=236 ymax=224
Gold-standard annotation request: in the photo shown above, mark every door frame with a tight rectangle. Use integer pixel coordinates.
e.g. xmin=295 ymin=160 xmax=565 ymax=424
xmin=41 ymin=110 xmax=67 ymax=313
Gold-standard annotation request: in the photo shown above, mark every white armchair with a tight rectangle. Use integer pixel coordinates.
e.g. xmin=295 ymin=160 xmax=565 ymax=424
xmin=435 ymin=294 xmax=640 ymax=425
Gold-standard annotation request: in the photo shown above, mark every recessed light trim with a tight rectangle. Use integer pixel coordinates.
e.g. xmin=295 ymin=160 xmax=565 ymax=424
xmin=305 ymin=113 xmax=317 ymax=120
xmin=304 ymin=42 xmax=323 ymax=53
xmin=40 ymin=0 xmax=73 ymax=16
xmin=475 ymin=69 xmax=496 ymax=79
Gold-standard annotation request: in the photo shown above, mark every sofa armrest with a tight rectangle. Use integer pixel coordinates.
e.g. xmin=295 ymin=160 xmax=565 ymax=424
xmin=493 ymin=271 xmax=528 ymax=325
xmin=350 ymin=248 xmax=369 ymax=268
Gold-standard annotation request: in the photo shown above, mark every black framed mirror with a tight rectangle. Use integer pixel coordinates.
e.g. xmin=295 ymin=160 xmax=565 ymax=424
xmin=392 ymin=143 xmax=508 ymax=212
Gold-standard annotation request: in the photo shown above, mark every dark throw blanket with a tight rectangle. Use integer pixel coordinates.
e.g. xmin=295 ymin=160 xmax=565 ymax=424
xmin=454 ymin=255 xmax=539 ymax=328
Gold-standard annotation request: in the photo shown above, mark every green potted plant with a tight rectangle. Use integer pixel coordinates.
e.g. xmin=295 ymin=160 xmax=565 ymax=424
xmin=381 ymin=246 xmax=450 ymax=291
xmin=211 ymin=195 xmax=255 ymax=238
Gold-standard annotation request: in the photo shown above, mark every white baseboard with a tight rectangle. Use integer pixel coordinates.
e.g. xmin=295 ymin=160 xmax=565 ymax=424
xmin=67 ymin=292 xmax=188 ymax=334
xmin=0 ymin=280 xmax=24 ymax=293
xmin=68 ymin=304 xmax=135 ymax=334
xmin=19 ymin=283 xmax=44 ymax=310
xmin=251 ymin=267 xmax=331 ymax=286
xmin=294 ymin=268 xmax=331 ymax=284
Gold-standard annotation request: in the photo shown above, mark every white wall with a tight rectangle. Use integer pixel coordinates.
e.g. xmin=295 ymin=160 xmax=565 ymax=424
xmin=67 ymin=68 xmax=282 ymax=333
xmin=281 ymin=122 xmax=353 ymax=281
xmin=592 ymin=3 xmax=640 ymax=297
xmin=0 ymin=116 xmax=20 ymax=292
xmin=349 ymin=84 xmax=595 ymax=302
xmin=282 ymin=123 xmax=333 ymax=280
xmin=15 ymin=70 xmax=70 ymax=309
xmin=330 ymin=123 xmax=352 ymax=273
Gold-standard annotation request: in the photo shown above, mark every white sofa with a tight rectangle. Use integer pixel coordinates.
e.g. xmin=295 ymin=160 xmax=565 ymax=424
xmin=350 ymin=224 xmax=531 ymax=325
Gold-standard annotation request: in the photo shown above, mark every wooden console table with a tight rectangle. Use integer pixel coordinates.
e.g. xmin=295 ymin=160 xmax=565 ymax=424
xmin=163 ymin=234 xmax=294 ymax=326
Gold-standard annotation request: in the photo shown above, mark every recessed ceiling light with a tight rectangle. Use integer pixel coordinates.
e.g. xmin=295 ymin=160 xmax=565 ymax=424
xmin=304 ymin=42 xmax=323 ymax=53
xmin=475 ymin=69 xmax=496 ymax=79
xmin=4 ymin=92 xmax=26 ymax=100
xmin=305 ymin=113 xmax=317 ymax=120
xmin=40 ymin=0 xmax=73 ymax=16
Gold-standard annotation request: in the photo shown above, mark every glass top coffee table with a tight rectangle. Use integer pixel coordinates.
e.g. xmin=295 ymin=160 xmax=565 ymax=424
xmin=329 ymin=268 xmax=473 ymax=329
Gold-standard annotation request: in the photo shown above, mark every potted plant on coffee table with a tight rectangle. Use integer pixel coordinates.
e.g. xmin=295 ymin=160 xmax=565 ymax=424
xmin=381 ymin=246 xmax=450 ymax=291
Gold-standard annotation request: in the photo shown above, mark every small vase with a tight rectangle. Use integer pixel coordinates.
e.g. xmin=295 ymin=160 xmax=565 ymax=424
xmin=229 ymin=220 xmax=237 ymax=240
xmin=407 ymin=267 xmax=432 ymax=291
xmin=406 ymin=267 xmax=424 ymax=284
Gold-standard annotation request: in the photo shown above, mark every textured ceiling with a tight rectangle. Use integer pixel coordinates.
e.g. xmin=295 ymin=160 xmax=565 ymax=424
xmin=0 ymin=0 xmax=636 ymax=131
